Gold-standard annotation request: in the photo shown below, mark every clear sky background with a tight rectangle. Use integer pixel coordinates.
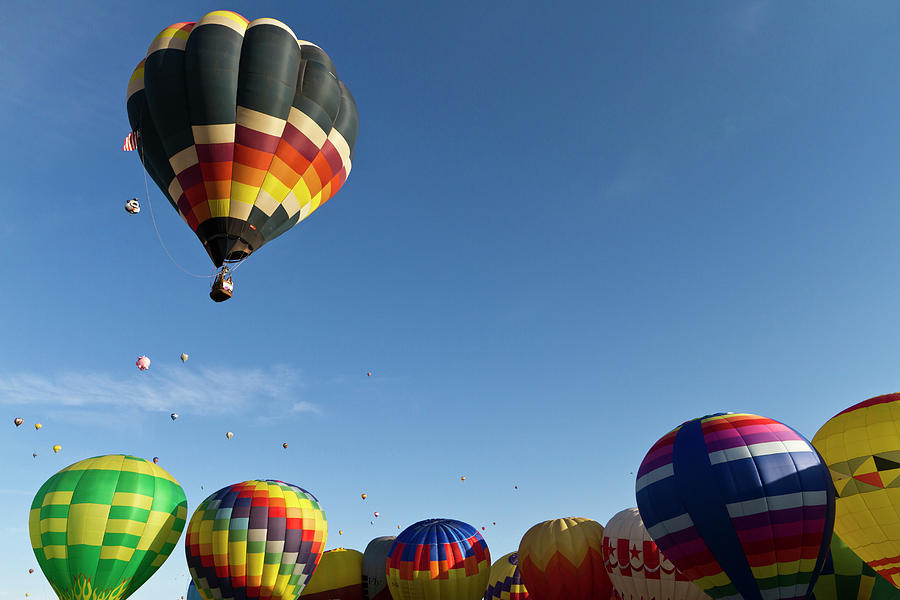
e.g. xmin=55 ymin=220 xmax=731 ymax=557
xmin=3 ymin=1 xmax=900 ymax=598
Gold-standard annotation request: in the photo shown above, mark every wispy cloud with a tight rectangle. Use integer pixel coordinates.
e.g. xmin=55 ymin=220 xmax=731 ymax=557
xmin=0 ymin=365 xmax=319 ymax=417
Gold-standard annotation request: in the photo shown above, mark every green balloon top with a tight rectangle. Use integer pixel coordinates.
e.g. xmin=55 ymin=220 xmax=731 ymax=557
xmin=28 ymin=454 xmax=187 ymax=600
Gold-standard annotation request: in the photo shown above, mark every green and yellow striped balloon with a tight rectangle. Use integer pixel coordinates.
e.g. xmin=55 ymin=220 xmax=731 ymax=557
xmin=29 ymin=454 xmax=188 ymax=600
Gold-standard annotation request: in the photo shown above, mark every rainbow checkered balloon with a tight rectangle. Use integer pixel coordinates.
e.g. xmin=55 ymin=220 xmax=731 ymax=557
xmin=29 ymin=454 xmax=188 ymax=600
xmin=185 ymin=480 xmax=327 ymax=600
xmin=635 ymin=413 xmax=835 ymax=600
xmin=387 ymin=518 xmax=491 ymax=600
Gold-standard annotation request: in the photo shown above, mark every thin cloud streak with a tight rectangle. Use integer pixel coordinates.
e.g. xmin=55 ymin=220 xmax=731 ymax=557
xmin=0 ymin=365 xmax=318 ymax=416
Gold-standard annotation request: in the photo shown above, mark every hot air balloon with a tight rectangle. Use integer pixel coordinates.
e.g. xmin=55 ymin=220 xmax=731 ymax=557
xmin=362 ymin=536 xmax=395 ymax=600
xmin=461 ymin=476 xmax=466 ymax=481
xmin=28 ymin=569 xmax=33 ymax=574
xmin=14 ymin=418 xmax=23 ymax=426
xmin=602 ymin=507 xmax=708 ymax=600
xmin=813 ymin=394 xmax=900 ymax=588
xmin=284 ymin=442 xmax=289 ymax=449
xmin=812 ymin=533 xmax=889 ymax=600
xmin=185 ymin=480 xmax=327 ymax=600
xmin=126 ymin=10 xmax=359 ymax=301
xmin=34 ymin=423 xmax=41 ymax=430
xmin=153 ymin=456 xmax=160 ymax=464
xmin=374 ymin=512 xmax=379 ymax=518
xmin=361 ymin=493 xmax=367 ymax=500
xmin=32 ymin=453 xmax=37 ymax=458
xmin=299 ymin=548 xmax=364 ymax=600
xmin=636 ymin=413 xmax=835 ymax=600
xmin=30 ymin=454 xmax=187 ymax=600
xmin=125 ymin=198 xmax=141 ymax=214
xmin=484 ymin=552 xmax=529 ymax=600
xmin=170 ymin=413 xmax=179 ymax=420
xmin=225 ymin=431 xmax=233 ymax=439
xmin=186 ymin=580 xmax=202 ymax=600
xmin=367 ymin=372 xmax=372 ymax=377
xmin=387 ymin=518 xmax=491 ymax=600
xmin=180 ymin=353 xmax=189 ymax=363
xmin=52 ymin=445 xmax=61 ymax=453
xmin=136 ymin=356 xmax=150 ymax=370
xmin=518 ymin=517 xmax=611 ymax=600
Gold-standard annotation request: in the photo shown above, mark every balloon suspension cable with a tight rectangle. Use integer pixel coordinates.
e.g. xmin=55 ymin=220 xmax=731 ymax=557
xmin=138 ymin=137 xmax=215 ymax=280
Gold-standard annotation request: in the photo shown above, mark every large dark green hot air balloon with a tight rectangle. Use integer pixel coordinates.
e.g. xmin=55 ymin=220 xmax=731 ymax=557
xmin=126 ymin=10 xmax=358 ymax=300
xmin=29 ymin=454 xmax=188 ymax=600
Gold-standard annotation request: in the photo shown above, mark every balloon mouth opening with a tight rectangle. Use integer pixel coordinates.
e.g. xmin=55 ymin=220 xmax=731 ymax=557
xmin=224 ymin=250 xmax=249 ymax=263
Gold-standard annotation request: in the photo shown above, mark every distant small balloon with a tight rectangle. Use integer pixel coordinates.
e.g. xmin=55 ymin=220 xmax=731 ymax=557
xmin=370 ymin=521 xmax=374 ymax=525
xmin=32 ymin=453 xmax=37 ymax=458
xmin=367 ymin=372 xmax=372 ymax=376
xmin=180 ymin=353 xmax=189 ymax=363
xmin=52 ymin=444 xmax=61 ymax=453
xmin=361 ymin=493 xmax=367 ymax=500
xmin=461 ymin=476 xmax=466 ymax=481
xmin=170 ymin=413 xmax=178 ymax=421
xmin=28 ymin=569 xmax=33 ymax=574
xmin=339 ymin=530 xmax=343 ymax=535
xmin=283 ymin=442 xmax=288 ymax=449
xmin=374 ymin=512 xmax=379 ymax=517
xmin=153 ymin=457 xmax=159 ymax=464
xmin=492 ymin=522 xmax=496 ymax=525
xmin=136 ymin=355 xmax=150 ymax=371
xmin=14 ymin=418 xmax=23 ymax=426
xmin=34 ymin=423 xmax=42 ymax=430
xmin=482 ymin=526 xmax=485 ymax=530
xmin=514 ymin=485 xmax=518 ymax=489
xmin=397 ymin=525 xmax=401 ymax=529
xmin=225 ymin=431 xmax=234 ymax=439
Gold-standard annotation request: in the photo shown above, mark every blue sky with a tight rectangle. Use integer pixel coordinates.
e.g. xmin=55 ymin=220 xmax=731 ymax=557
xmin=4 ymin=1 xmax=900 ymax=598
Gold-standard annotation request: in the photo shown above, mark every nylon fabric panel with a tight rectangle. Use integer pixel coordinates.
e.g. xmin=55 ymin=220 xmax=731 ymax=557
xmin=517 ymin=517 xmax=611 ymax=600
xmin=812 ymin=394 xmax=900 ymax=590
xmin=185 ymin=480 xmax=327 ymax=600
xmin=602 ymin=507 xmax=709 ymax=600
xmin=386 ymin=519 xmax=491 ymax=600
xmin=29 ymin=455 xmax=187 ymax=600
xmin=483 ymin=552 xmax=529 ymax=600
xmin=126 ymin=63 xmax=181 ymax=216
xmin=362 ymin=537 xmax=395 ymax=600
xmin=674 ymin=419 xmax=761 ymax=600
xmin=129 ymin=12 xmax=359 ymax=268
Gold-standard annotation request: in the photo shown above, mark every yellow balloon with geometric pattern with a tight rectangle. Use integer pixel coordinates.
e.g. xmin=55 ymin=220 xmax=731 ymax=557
xmin=812 ymin=393 xmax=900 ymax=590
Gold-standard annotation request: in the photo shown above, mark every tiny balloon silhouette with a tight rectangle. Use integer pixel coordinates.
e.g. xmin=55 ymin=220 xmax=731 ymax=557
xmin=34 ymin=423 xmax=42 ymax=430
xmin=52 ymin=444 xmax=61 ymax=453
xmin=170 ymin=413 xmax=178 ymax=421
xmin=225 ymin=431 xmax=234 ymax=439
xmin=136 ymin=355 xmax=150 ymax=371
xmin=283 ymin=442 xmax=288 ymax=449
xmin=180 ymin=353 xmax=189 ymax=363
xmin=153 ymin=457 xmax=159 ymax=464
xmin=361 ymin=493 xmax=367 ymax=499
xmin=14 ymin=418 xmax=23 ymax=426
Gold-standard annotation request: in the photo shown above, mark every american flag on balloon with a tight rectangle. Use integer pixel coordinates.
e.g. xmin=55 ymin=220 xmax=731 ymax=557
xmin=122 ymin=131 xmax=139 ymax=151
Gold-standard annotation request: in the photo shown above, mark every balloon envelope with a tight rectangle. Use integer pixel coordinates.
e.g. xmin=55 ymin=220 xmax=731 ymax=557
xmin=636 ymin=413 xmax=835 ymax=600
xmin=362 ymin=536 xmax=394 ymax=600
xmin=813 ymin=394 xmax=900 ymax=589
xmin=813 ymin=533 xmax=882 ymax=600
xmin=517 ymin=517 xmax=611 ymax=600
xmin=484 ymin=552 xmax=529 ymax=600
xmin=126 ymin=11 xmax=359 ymax=268
xmin=387 ymin=518 xmax=491 ymax=600
xmin=602 ymin=508 xmax=708 ymax=600
xmin=299 ymin=548 xmax=364 ymax=600
xmin=187 ymin=580 xmax=202 ymax=600
xmin=185 ymin=479 xmax=327 ymax=600
xmin=29 ymin=454 xmax=187 ymax=600
xmin=136 ymin=356 xmax=150 ymax=370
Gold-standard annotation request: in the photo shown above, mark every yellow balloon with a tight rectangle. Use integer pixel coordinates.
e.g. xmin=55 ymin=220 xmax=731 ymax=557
xmin=813 ymin=393 xmax=900 ymax=588
xmin=52 ymin=445 xmax=61 ymax=453
xmin=34 ymin=423 xmax=42 ymax=430
xmin=299 ymin=548 xmax=363 ymax=600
